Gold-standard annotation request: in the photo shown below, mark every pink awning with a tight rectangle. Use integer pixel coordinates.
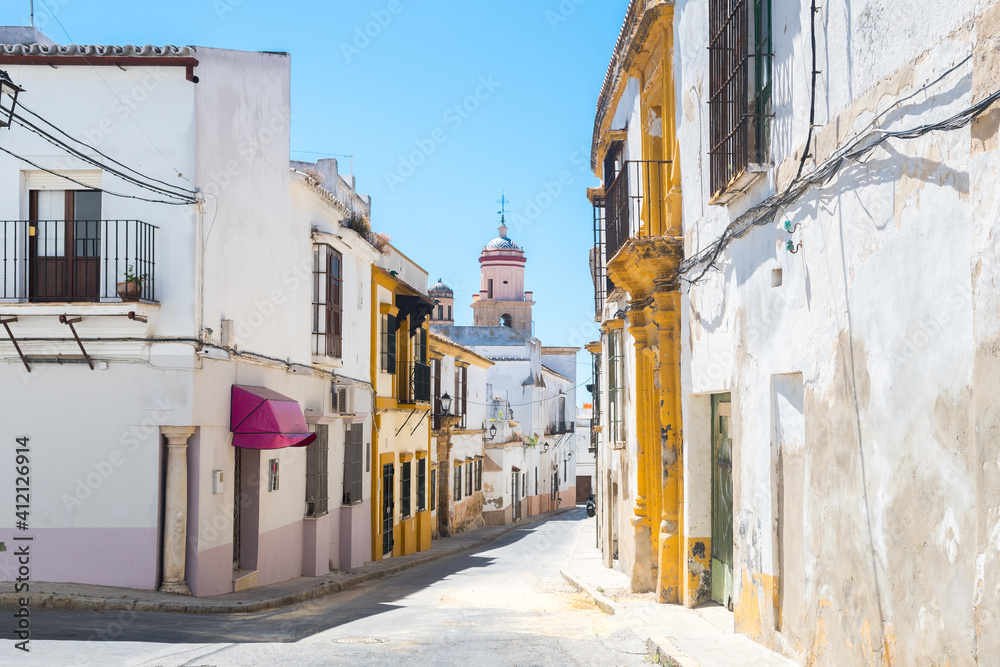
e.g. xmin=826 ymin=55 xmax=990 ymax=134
xmin=230 ymin=385 xmax=317 ymax=450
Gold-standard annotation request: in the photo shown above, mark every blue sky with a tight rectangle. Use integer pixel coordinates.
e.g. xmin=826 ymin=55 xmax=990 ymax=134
xmin=2 ymin=0 xmax=628 ymax=403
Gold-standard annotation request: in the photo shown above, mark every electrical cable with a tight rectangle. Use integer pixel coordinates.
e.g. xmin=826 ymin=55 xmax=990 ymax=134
xmin=0 ymin=143 xmax=196 ymax=205
xmin=7 ymin=112 xmax=198 ymax=203
xmin=35 ymin=0 xmax=188 ymax=182
xmin=13 ymin=101 xmax=197 ymax=198
xmin=679 ymin=82 xmax=1000 ymax=284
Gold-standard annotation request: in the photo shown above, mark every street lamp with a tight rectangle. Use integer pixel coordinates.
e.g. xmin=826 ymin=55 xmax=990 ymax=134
xmin=542 ymin=442 xmax=549 ymax=453
xmin=0 ymin=70 xmax=23 ymax=129
xmin=483 ymin=423 xmax=497 ymax=441
xmin=439 ymin=392 xmax=452 ymax=415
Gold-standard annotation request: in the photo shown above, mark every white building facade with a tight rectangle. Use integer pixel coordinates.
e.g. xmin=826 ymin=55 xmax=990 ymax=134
xmin=0 ymin=32 xmax=379 ymax=597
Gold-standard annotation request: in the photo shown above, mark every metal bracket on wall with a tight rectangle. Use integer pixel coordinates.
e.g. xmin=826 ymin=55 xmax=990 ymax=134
xmin=58 ymin=315 xmax=94 ymax=370
xmin=0 ymin=317 xmax=29 ymax=373
xmin=396 ymin=408 xmax=417 ymax=437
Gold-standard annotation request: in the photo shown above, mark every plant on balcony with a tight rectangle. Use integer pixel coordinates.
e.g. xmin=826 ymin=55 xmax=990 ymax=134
xmin=117 ymin=263 xmax=147 ymax=301
xmin=524 ymin=434 xmax=539 ymax=448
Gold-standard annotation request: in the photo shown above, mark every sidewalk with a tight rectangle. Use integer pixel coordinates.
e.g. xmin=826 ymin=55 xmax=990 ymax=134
xmin=561 ymin=518 xmax=797 ymax=667
xmin=0 ymin=509 xmax=569 ymax=615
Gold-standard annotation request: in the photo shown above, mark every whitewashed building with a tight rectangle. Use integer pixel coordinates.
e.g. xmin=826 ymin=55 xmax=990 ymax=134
xmin=0 ymin=30 xmax=379 ymax=597
xmin=432 ymin=221 xmax=578 ymax=524
xmin=673 ymin=0 xmax=1000 ymax=663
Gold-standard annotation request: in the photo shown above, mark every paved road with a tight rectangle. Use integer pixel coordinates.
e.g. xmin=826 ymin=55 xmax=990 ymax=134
xmin=2 ymin=510 xmax=649 ymax=666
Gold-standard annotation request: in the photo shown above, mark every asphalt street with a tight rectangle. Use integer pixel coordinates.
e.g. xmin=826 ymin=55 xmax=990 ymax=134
xmin=1 ymin=509 xmax=650 ymax=666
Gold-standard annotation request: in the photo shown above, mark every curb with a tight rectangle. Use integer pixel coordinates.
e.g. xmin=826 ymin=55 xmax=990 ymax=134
xmin=0 ymin=508 xmax=572 ymax=615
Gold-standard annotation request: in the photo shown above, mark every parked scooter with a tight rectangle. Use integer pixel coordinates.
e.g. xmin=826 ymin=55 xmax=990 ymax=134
xmin=585 ymin=494 xmax=596 ymax=517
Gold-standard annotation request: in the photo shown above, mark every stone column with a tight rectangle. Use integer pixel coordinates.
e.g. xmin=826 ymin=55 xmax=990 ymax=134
xmin=159 ymin=426 xmax=196 ymax=595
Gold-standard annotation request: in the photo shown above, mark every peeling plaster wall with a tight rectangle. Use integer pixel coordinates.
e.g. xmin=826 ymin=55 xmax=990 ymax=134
xmin=675 ymin=1 xmax=1000 ymax=664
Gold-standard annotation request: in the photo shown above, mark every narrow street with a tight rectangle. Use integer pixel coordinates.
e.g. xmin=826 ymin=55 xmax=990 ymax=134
xmin=4 ymin=511 xmax=649 ymax=666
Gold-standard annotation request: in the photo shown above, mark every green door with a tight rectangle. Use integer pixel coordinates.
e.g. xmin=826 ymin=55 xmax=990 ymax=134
xmin=711 ymin=393 xmax=734 ymax=608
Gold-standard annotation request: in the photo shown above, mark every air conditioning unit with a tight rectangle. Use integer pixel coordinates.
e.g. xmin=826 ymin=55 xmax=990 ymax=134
xmin=332 ymin=385 xmax=352 ymax=415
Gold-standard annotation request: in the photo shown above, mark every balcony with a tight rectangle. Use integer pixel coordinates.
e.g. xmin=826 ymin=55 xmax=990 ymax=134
xmin=604 ymin=160 xmax=672 ymax=262
xmin=1 ymin=220 xmax=158 ymax=303
xmin=398 ymin=360 xmax=431 ymax=404
xmin=545 ymin=421 xmax=573 ymax=436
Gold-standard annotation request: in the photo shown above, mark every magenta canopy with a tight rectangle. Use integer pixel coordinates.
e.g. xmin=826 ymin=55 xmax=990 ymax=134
xmin=230 ymin=385 xmax=317 ymax=450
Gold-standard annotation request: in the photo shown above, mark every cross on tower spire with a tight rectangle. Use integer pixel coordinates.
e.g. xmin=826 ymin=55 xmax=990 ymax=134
xmin=497 ymin=190 xmax=510 ymax=238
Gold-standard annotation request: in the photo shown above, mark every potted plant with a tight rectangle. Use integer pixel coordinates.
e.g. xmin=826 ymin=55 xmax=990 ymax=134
xmin=117 ymin=263 xmax=147 ymax=301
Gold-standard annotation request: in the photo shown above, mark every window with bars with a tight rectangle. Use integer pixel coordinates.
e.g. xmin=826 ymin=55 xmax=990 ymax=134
xmin=466 ymin=461 xmax=473 ymax=496
xmin=430 ymin=468 xmax=437 ymax=511
xmin=313 ymin=244 xmax=343 ymax=358
xmin=401 ymin=460 xmax=412 ymax=518
xmin=593 ymin=353 xmax=603 ymax=428
xmin=380 ymin=313 xmax=397 ymax=374
xmin=431 ymin=358 xmax=442 ymax=430
xmin=342 ymin=423 xmax=364 ymax=505
xmin=455 ymin=365 xmax=468 ymax=428
xmin=306 ymin=424 xmax=329 ymax=516
xmin=708 ymin=0 xmax=772 ymax=198
xmin=608 ymin=330 xmax=625 ymax=445
xmin=476 ymin=458 xmax=483 ymax=491
xmin=454 ymin=462 xmax=462 ymax=499
xmin=417 ymin=458 xmax=427 ymax=512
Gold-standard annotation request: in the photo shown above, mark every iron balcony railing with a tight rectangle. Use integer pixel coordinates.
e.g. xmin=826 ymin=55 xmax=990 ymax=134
xmin=592 ymin=195 xmax=615 ymax=317
xmin=604 ymin=160 xmax=671 ymax=264
xmin=1 ymin=219 xmax=158 ymax=303
xmin=545 ymin=421 xmax=573 ymax=436
xmin=398 ymin=360 xmax=431 ymax=404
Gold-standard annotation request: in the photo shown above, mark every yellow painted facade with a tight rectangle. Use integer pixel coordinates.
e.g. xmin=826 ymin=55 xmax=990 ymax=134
xmin=590 ymin=1 xmax=707 ymax=606
xmin=370 ymin=266 xmax=433 ymax=562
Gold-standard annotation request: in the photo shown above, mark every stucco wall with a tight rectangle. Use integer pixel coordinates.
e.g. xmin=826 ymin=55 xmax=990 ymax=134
xmin=674 ymin=1 xmax=1000 ymax=663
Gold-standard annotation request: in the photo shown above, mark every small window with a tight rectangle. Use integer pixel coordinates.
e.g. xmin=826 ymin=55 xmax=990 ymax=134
xmin=447 ymin=305 xmax=452 ymax=320
xmin=417 ymin=458 xmax=427 ymax=512
xmin=401 ymin=460 xmax=412 ymax=518
xmin=343 ymin=423 xmax=364 ymax=505
xmin=430 ymin=467 xmax=437 ymax=511
xmin=313 ymin=244 xmax=343 ymax=358
xmin=454 ymin=463 xmax=462 ymax=499
xmin=500 ymin=314 xmax=513 ymax=328
xmin=465 ymin=461 xmax=473 ymax=496
xmin=268 ymin=459 xmax=280 ymax=492
xmin=487 ymin=278 xmax=494 ymax=299
xmin=305 ymin=425 xmax=329 ymax=516
xmin=476 ymin=459 xmax=483 ymax=491
xmin=381 ymin=313 xmax=397 ymax=374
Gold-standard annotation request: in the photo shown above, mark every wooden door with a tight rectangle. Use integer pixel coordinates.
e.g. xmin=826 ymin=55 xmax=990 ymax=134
xmin=29 ymin=190 xmax=100 ymax=301
xmin=711 ymin=393 xmax=734 ymax=608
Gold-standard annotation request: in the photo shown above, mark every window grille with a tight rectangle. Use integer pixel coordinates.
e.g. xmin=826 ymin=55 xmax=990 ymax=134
xmin=708 ymin=0 xmax=772 ymax=196
xmin=401 ymin=460 xmax=412 ymax=518
xmin=313 ymin=244 xmax=343 ymax=357
xmin=268 ymin=459 xmax=279 ymax=492
xmin=417 ymin=458 xmax=427 ymax=512
xmin=343 ymin=423 xmax=364 ymax=505
xmin=455 ymin=365 xmax=468 ymax=429
xmin=608 ymin=330 xmax=625 ymax=445
xmin=430 ymin=468 xmax=437 ymax=511
xmin=476 ymin=458 xmax=483 ymax=491
xmin=380 ymin=313 xmax=397 ymax=373
xmin=454 ymin=463 xmax=462 ymax=499
xmin=466 ymin=461 xmax=473 ymax=496
xmin=305 ymin=424 xmax=329 ymax=516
